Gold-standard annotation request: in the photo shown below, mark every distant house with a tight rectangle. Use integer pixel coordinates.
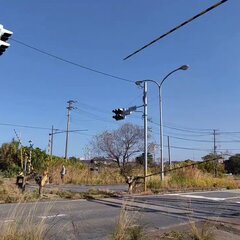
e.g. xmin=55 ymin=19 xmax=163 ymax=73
xmin=81 ymin=157 xmax=116 ymax=172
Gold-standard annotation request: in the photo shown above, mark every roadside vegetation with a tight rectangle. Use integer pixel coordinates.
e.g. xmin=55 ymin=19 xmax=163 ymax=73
xmin=148 ymin=168 xmax=239 ymax=193
xmin=0 ymin=124 xmax=240 ymax=203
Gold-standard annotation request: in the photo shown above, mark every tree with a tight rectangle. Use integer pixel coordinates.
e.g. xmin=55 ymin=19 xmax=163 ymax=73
xmin=90 ymin=123 xmax=145 ymax=171
xmin=31 ymin=147 xmax=48 ymax=171
xmin=0 ymin=139 xmax=20 ymax=171
xmin=225 ymin=154 xmax=240 ymax=175
xmin=135 ymin=153 xmax=154 ymax=166
xmin=198 ymin=153 xmax=225 ymax=176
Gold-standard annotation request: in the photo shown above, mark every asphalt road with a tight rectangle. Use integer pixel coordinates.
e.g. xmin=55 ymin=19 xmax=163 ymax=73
xmin=0 ymin=190 xmax=239 ymax=239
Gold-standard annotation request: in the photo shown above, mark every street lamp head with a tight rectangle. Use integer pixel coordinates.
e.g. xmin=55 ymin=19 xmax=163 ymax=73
xmin=135 ymin=80 xmax=143 ymax=86
xmin=179 ymin=65 xmax=189 ymax=71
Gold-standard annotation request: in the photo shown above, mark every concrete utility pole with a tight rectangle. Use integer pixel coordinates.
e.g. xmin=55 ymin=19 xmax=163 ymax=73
xmin=213 ymin=129 xmax=217 ymax=155
xmin=213 ymin=129 xmax=218 ymax=177
xmin=65 ymin=100 xmax=77 ymax=160
xmin=167 ymin=136 xmax=171 ymax=170
xmin=50 ymin=125 xmax=54 ymax=160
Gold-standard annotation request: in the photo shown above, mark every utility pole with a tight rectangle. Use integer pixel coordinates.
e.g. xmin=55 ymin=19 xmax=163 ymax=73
xmin=213 ymin=129 xmax=218 ymax=177
xmin=50 ymin=125 xmax=54 ymax=160
xmin=65 ymin=100 xmax=77 ymax=160
xmin=167 ymin=136 xmax=171 ymax=170
xmin=213 ymin=129 xmax=217 ymax=155
xmin=143 ymin=82 xmax=148 ymax=192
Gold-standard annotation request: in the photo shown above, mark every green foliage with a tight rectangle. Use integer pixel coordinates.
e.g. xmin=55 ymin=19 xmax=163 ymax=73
xmin=198 ymin=153 xmax=225 ymax=176
xmin=0 ymin=140 xmax=51 ymax=176
xmin=2 ymin=164 xmax=21 ymax=178
xmin=0 ymin=140 xmax=20 ymax=171
xmin=225 ymin=154 xmax=240 ymax=175
xmin=135 ymin=153 xmax=154 ymax=166
xmin=30 ymin=147 xmax=48 ymax=171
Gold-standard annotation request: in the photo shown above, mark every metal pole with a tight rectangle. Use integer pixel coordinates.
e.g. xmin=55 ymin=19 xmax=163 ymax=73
xmin=143 ymin=82 xmax=148 ymax=192
xmin=159 ymin=86 xmax=164 ymax=180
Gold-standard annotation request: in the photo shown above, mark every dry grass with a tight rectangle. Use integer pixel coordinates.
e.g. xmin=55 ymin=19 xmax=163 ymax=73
xmin=0 ymin=179 xmax=39 ymax=204
xmin=49 ymin=188 xmax=118 ymax=200
xmin=48 ymin=164 xmax=125 ymax=185
xmin=0 ymin=202 xmax=54 ymax=240
xmin=148 ymin=168 xmax=240 ymax=192
xmin=111 ymin=203 xmax=146 ymax=240
xmin=189 ymin=221 xmax=215 ymax=240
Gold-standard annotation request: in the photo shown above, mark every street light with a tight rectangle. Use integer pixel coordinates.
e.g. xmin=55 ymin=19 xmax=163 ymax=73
xmin=135 ymin=65 xmax=189 ymax=181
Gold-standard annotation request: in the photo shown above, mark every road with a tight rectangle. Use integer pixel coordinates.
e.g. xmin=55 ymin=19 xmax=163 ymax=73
xmin=0 ymin=189 xmax=239 ymax=239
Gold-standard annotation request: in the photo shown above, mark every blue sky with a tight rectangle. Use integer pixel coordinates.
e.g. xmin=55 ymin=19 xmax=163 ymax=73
xmin=1 ymin=0 xmax=240 ymax=161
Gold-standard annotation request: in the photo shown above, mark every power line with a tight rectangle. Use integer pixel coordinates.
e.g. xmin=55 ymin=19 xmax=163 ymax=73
xmin=167 ymin=145 xmax=211 ymax=152
xmin=73 ymin=108 xmax=120 ymax=125
xmin=0 ymin=122 xmax=52 ymax=131
xmin=165 ymin=135 xmax=240 ymax=143
xmin=123 ymin=0 xmax=229 ymax=60
xmin=11 ymin=38 xmax=134 ymax=84
xmin=148 ymin=119 xmax=212 ymax=134
xmin=166 ymin=135 xmax=212 ymax=143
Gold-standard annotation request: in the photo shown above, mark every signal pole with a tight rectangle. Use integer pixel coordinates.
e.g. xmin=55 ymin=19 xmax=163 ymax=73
xmin=143 ymin=82 xmax=148 ymax=192
xmin=65 ymin=100 xmax=76 ymax=160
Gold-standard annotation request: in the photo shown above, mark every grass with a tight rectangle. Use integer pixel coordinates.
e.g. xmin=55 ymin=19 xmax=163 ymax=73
xmin=50 ymin=188 xmax=118 ymax=200
xmin=148 ymin=168 xmax=240 ymax=192
xmin=0 ymin=202 xmax=51 ymax=240
xmin=189 ymin=221 xmax=215 ymax=240
xmin=48 ymin=164 xmax=126 ymax=185
xmin=111 ymin=203 xmax=146 ymax=240
xmin=0 ymin=179 xmax=40 ymax=203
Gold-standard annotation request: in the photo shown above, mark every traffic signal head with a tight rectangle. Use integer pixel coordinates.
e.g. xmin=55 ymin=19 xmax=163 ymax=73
xmin=0 ymin=24 xmax=13 ymax=55
xmin=112 ymin=108 xmax=126 ymax=121
xmin=0 ymin=40 xmax=10 ymax=55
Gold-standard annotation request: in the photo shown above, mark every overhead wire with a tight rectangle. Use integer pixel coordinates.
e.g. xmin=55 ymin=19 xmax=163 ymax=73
xmin=11 ymin=38 xmax=134 ymax=84
xmin=0 ymin=122 xmax=52 ymax=131
xmin=148 ymin=119 xmax=212 ymax=134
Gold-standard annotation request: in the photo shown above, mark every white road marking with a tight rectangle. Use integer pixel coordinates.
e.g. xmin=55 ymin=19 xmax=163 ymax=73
xmin=165 ymin=193 xmax=226 ymax=201
xmin=176 ymin=195 xmax=226 ymax=201
xmin=165 ymin=193 xmax=240 ymax=202
xmin=38 ymin=213 xmax=66 ymax=219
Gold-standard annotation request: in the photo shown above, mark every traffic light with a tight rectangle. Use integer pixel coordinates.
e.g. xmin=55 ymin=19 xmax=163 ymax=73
xmin=112 ymin=108 xmax=126 ymax=121
xmin=0 ymin=24 xmax=13 ymax=56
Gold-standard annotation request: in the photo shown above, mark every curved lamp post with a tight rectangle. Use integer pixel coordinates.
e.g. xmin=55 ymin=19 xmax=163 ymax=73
xmin=136 ymin=65 xmax=189 ymax=181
